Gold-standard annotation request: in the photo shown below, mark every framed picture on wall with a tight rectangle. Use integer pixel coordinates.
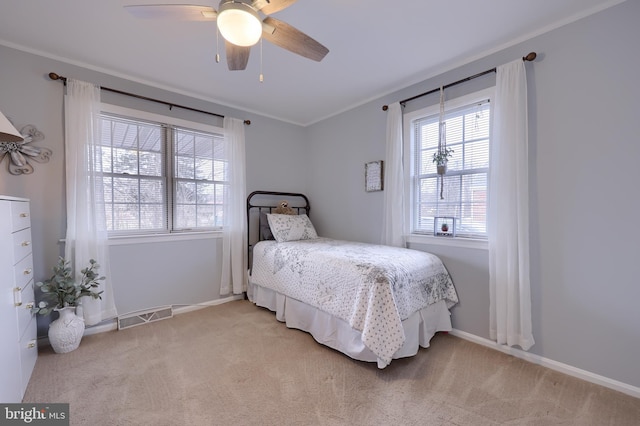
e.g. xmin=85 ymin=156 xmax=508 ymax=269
xmin=365 ymin=160 xmax=384 ymax=192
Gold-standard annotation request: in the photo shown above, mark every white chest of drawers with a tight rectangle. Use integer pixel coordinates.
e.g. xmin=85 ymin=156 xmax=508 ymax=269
xmin=0 ymin=196 xmax=38 ymax=403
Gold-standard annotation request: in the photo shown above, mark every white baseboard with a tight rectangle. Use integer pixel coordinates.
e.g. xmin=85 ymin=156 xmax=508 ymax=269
xmin=38 ymin=295 xmax=245 ymax=346
xmin=449 ymin=329 xmax=640 ymax=399
xmin=171 ymin=294 xmax=244 ymax=315
xmin=84 ymin=320 xmax=118 ymax=336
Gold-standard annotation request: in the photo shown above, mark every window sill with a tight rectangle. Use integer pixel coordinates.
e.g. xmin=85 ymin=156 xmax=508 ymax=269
xmin=406 ymin=233 xmax=488 ymax=250
xmin=107 ymin=231 xmax=222 ymax=246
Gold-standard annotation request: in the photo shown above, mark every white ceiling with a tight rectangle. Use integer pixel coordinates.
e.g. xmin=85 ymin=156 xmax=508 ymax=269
xmin=0 ymin=0 xmax=625 ymax=126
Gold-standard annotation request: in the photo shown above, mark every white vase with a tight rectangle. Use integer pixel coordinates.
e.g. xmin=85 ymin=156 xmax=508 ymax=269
xmin=48 ymin=306 xmax=85 ymax=353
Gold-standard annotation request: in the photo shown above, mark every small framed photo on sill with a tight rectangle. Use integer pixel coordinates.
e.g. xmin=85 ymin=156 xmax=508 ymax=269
xmin=365 ymin=160 xmax=384 ymax=192
xmin=434 ymin=217 xmax=455 ymax=237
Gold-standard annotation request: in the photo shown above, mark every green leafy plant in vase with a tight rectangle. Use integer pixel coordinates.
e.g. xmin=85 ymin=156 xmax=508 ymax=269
xmin=432 ymin=147 xmax=454 ymax=175
xmin=32 ymin=257 xmax=104 ymax=353
xmin=32 ymin=257 xmax=104 ymax=315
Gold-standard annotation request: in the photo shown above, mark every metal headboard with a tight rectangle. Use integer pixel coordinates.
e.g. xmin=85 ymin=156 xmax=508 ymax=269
xmin=246 ymin=191 xmax=311 ymax=270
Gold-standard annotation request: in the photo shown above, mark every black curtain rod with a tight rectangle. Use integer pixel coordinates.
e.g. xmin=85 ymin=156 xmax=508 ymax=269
xmin=382 ymin=52 xmax=537 ymax=111
xmin=48 ymin=72 xmax=251 ymax=125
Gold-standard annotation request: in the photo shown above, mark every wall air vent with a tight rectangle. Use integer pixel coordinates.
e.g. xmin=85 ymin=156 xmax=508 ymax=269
xmin=117 ymin=306 xmax=173 ymax=330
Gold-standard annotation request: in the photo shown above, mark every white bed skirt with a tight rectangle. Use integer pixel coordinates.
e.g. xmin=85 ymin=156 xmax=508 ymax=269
xmin=247 ymin=280 xmax=453 ymax=368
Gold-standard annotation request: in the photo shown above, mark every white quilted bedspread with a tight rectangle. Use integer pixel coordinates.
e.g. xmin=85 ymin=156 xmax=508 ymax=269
xmin=250 ymin=238 xmax=459 ymax=364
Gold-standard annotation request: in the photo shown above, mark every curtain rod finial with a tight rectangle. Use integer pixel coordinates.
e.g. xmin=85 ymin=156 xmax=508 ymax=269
xmin=48 ymin=72 xmax=68 ymax=83
xmin=382 ymin=105 xmax=388 ymax=111
xmin=523 ymin=52 xmax=537 ymax=62
xmin=244 ymin=120 xmax=251 ymax=125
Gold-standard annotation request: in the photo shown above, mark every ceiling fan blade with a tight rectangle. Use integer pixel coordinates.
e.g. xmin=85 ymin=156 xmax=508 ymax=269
xmin=124 ymin=4 xmax=217 ymax=21
xmin=253 ymin=0 xmax=297 ymax=15
xmin=261 ymin=17 xmax=329 ymax=62
xmin=225 ymin=41 xmax=251 ymax=70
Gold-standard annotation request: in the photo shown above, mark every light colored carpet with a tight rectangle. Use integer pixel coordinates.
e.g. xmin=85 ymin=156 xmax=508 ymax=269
xmin=23 ymin=300 xmax=640 ymax=425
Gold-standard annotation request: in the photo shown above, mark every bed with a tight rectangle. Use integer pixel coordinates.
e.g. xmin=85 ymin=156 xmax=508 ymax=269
xmin=246 ymin=191 xmax=459 ymax=368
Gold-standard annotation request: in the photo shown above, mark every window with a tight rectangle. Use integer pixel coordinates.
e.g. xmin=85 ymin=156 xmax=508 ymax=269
xmin=173 ymin=127 xmax=227 ymax=229
xmin=98 ymin=106 xmax=226 ymax=234
xmin=404 ymin=88 xmax=492 ymax=239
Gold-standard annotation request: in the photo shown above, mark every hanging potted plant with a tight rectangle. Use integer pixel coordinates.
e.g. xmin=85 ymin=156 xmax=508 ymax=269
xmin=31 ymin=257 xmax=104 ymax=353
xmin=433 ymin=147 xmax=454 ymax=175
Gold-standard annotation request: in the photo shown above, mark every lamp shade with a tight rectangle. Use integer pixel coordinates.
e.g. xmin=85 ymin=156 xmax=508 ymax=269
xmin=217 ymin=1 xmax=262 ymax=47
xmin=0 ymin=110 xmax=23 ymax=142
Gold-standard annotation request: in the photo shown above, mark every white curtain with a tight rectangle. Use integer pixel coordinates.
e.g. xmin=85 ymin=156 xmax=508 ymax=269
xmin=488 ymin=60 xmax=534 ymax=350
xmin=381 ymin=102 xmax=405 ymax=247
xmin=64 ymin=79 xmax=117 ymax=325
xmin=220 ymin=117 xmax=247 ymax=295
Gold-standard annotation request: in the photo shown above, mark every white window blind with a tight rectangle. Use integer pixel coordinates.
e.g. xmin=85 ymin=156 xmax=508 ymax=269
xmin=100 ymin=114 xmax=166 ymax=232
xmin=173 ymin=127 xmax=227 ymax=229
xmin=410 ymin=97 xmax=491 ymax=238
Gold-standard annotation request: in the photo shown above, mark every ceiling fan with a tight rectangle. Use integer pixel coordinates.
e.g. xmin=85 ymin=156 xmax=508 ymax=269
xmin=125 ymin=0 xmax=329 ymax=71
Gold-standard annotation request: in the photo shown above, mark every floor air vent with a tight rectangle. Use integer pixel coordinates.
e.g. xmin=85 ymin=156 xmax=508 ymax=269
xmin=117 ymin=306 xmax=173 ymax=330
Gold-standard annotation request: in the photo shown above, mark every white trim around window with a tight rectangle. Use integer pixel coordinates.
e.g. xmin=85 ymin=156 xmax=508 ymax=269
xmin=100 ymin=103 xmax=223 ymax=135
xmin=99 ymin=103 xmax=226 ymax=237
xmin=406 ymin=233 xmax=488 ymax=250
xmin=403 ymin=87 xmax=494 ymax=247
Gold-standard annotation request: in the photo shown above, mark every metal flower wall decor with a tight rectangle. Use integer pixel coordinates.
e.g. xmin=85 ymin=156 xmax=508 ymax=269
xmin=0 ymin=124 xmax=52 ymax=175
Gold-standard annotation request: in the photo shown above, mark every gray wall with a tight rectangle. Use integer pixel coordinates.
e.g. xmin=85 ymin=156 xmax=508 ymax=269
xmin=0 ymin=45 xmax=308 ymax=335
xmin=108 ymin=237 xmax=221 ymax=316
xmin=306 ymin=1 xmax=640 ymax=389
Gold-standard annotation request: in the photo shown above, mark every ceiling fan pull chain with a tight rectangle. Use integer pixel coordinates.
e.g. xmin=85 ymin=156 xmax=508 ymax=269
xmin=259 ymin=38 xmax=264 ymax=82
xmin=215 ymin=28 xmax=220 ymax=63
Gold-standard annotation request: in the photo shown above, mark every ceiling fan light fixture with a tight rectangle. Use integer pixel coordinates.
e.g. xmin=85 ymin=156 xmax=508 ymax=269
xmin=217 ymin=1 xmax=262 ymax=47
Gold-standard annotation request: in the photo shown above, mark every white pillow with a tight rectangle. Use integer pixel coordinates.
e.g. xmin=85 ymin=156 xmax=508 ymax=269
xmin=267 ymin=214 xmax=318 ymax=242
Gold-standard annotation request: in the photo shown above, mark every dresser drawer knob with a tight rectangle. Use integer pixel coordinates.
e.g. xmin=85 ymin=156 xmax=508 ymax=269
xmin=13 ymin=287 xmax=22 ymax=307
xmin=21 ymin=241 xmax=31 ymax=247
xmin=24 ymin=268 xmax=32 ymax=275
xmin=20 ymin=212 xmax=29 ymax=218
xmin=27 ymin=340 xmax=37 ymax=349
xmin=25 ymin=302 xmax=34 ymax=309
